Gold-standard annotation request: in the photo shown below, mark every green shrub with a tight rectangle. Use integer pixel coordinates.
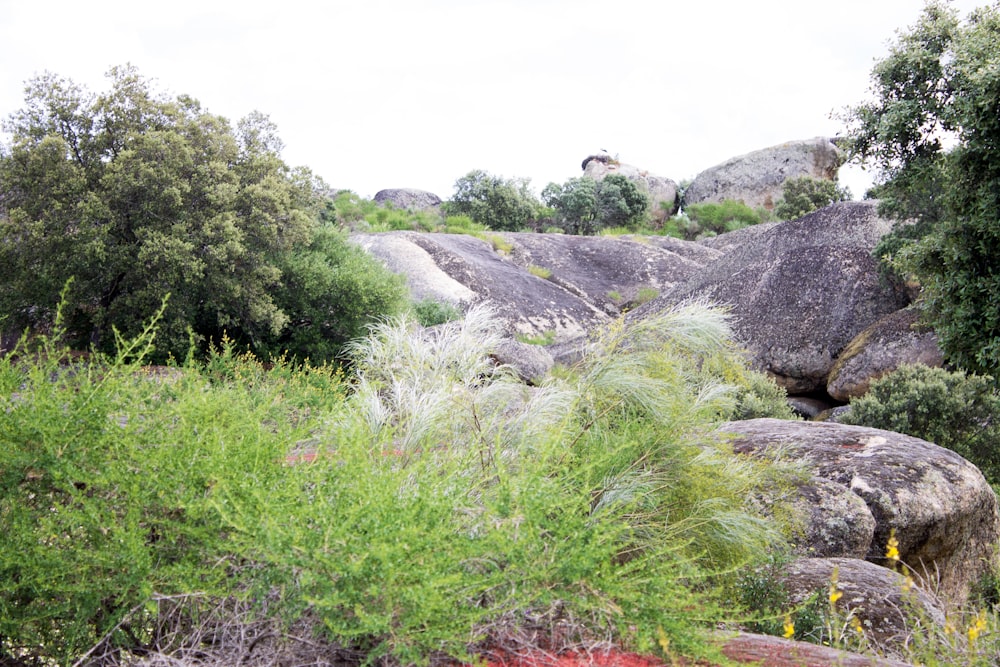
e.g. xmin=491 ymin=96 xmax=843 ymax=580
xmin=664 ymin=200 xmax=774 ymax=241
xmin=773 ymin=177 xmax=851 ymax=221
xmin=682 ymin=200 xmax=770 ymax=238
xmin=0 ymin=305 xmax=341 ymax=664
xmin=444 ymin=169 xmax=543 ymax=231
xmin=842 ymin=363 xmax=1000 ymax=485
xmin=442 ymin=214 xmax=487 ymax=234
xmin=265 ymin=224 xmax=409 ymax=363
xmin=542 ymin=175 xmax=649 ymax=235
xmin=411 ymin=298 xmax=463 ymax=327
xmin=527 ymin=264 xmax=552 ymax=279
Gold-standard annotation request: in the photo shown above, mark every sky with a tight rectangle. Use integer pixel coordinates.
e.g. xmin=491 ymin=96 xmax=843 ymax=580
xmin=0 ymin=0 xmax=987 ymax=202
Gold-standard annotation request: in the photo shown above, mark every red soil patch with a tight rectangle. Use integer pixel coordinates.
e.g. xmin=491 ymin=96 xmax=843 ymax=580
xmin=480 ymin=649 xmax=672 ymax=667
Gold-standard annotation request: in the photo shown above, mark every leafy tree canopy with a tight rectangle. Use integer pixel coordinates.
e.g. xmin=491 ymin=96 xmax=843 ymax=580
xmin=0 ymin=65 xmax=406 ymax=362
xmin=842 ymin=1 xmax=1000 ymax=375
xmin=541 ymin=173 xmax=648 ymax=234
xmin=443 ymin=169 xmax=542 ymax=231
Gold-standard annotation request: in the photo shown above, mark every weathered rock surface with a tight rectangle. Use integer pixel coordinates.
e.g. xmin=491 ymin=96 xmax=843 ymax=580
xmin=827 ymin=308 xmax=945 ymax=402
xmin=636 ymin=201 xmax=908 ymax=393
xmin=684 ymin=137 xmax=846 ymax=210
xmin=354 ymin=231 xmax=610 ymax=340
xmin=501 ymin=233 xmax=708 ymax=315
xmin=353 ymin=231 xmax=717 ymax=341
xmin=372 ymin=188 xmax=442 ymax=210
xmin=492 ymin=338 xmax=553 ymax=385
xmin=782 ymin=558 xmax=945 ymax=653
xmin=722 ymin=418 xmax=1000 ymax=605
xmin=582 ymin=157 xmax=680 ymax=217
xmin=778 ymin=476 xmax=876 ymax=558
xmin=715 ymin=632 xmax=915 ymax=667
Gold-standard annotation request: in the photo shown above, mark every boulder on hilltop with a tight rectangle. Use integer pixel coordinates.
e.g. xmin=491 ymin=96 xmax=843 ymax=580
xmin=685 ymin=137 xmax=846 ymax=211
xmin=373 ymin=188 xmax=442 ymax=210
xmin=582 ymin=156 xmax=680 ymax=217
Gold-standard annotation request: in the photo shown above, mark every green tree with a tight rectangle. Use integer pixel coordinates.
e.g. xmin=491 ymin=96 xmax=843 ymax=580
xmin=773 ymin=176 xmax=851 ymax=220
xmin=0 ymin=65 xmax=405 ymax=362
xmin=596 ymin=173 xmax=649 ymax=229
xmin=842 ymin=1 xmax=1000 ymax=375
xmin=541 ymin=174 xmax=648 ymax=234
xmin=541 ymin=176 xmax=598 ymax=233
xmin=444 ymin=169 xmax=541 ymax=231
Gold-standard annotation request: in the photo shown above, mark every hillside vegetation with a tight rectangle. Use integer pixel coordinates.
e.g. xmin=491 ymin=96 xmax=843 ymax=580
xmin=1 ymin=301 xmax=793 ymax=665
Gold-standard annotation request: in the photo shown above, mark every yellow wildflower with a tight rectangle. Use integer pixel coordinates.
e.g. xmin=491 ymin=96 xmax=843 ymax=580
xmin=782 ymin=614 xmax=795 ymax=639
xmin=656 ymin=626 xmax=670 ymax=654
xmin=828 ymin=565 xmax=843 ymax=606
xmin=850 ymin=616 xmax=864 ymax=634
xmin=885 ymin=529 xmax=900 ymax=564
xmin=968 ymin=610 xmax=988 ymax=643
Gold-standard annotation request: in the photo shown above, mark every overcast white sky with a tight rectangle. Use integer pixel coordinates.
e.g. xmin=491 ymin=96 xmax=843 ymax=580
xmin=0 ymin=0 xmax=986 ymax=201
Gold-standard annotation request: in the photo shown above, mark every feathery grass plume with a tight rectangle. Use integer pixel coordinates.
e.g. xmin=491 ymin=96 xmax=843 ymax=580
xmin=342 ymin=304 xmax=577 ymax=458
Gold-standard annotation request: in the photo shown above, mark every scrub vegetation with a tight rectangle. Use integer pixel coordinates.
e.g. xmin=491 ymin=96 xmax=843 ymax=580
xmin=1 ymin=300 xmax=793 ymax=666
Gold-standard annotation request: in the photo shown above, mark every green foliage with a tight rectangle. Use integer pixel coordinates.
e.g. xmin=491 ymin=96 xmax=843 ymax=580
xmin=773 ymin=176 xmax=851 ymax=220
xmin=516 ymin=329 xmax=556 ymax=346
xmin=264 ymin=224 xmax=408 ymax=362
xmin=842 ymin=363 xmax=1000 ymax=485
xmin=444 ymin=169 xmax=542 ymax=231
xmin=667 ymin=200 xmax=772 ymax=240
xmin=0 ymin=66 xmax=405 ymax=364
xmin=441 ymin=213 xmax=487 ymax=234
xmin=541 ymin=176 xmax=598 ymax=233
xmin=0 ymin=304 xmax=343 ymax=664
xmin=541 ymin=174 xmax=649 ymax=235
xmin=598 ymin=174 xmax=650 ymax=229
xmin=411 ymin=298 xmax=463 ymax=327
xmin=325 ymin=190 xmax=444 ymax=232
xmin=842 ymin=2 xmax=1000 ymax=375
xmin=0 ymin=299 xmax=794 ymax=665
xmin=527 ymin=264 xmax=552 ymax=279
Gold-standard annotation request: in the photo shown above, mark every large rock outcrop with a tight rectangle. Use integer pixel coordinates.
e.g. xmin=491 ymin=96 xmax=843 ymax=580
xmin=582 ymin=156 xmax=680 ymax=217
xmin=635 ymin=201 xmax=908 ymax=393
xmin=500 ymin=232 xmax=715 ymax=315
xmin=373 ymin=188 xmax=442 ymax=210
xmin=723 ymin=418 xmax=1000 ymax=605
xmin=352 ymin=232 xmax=717 ymax=342
xmin=685 ymin=137 xmax=845 ymax=211
xmin=826 ymin=308 xmax=945 ymax=402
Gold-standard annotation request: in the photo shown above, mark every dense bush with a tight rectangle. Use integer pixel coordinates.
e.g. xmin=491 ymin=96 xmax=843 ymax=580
xmin=842 ymin=363 xmax=1000 ymax=486
xmin=324 ymin=190 xmax=443 ymax=232
xmin=665 ymin=200 xmax=771 ymax=240
xmin=773 ymin=176 xmax=851 ymax=221
xmin=444 ymin=169 xmax=543 ymax=231
xmin=0 ymin=66 xmax=406 ymax=363
xmin=410 ymin=297 xmax=462 ymax=326
xmin=541 ymin=174 xmax=649 ymax=234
